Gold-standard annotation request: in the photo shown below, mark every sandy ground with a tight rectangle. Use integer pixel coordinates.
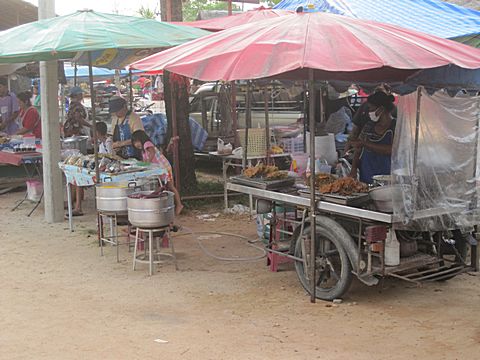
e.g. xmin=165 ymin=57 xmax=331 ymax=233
xmin=1 ymin=190 xmax=479 ymax=360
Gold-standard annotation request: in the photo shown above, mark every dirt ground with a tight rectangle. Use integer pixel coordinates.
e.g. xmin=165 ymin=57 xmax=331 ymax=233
xmin=1 ymin=190 xmax=479 ymax=360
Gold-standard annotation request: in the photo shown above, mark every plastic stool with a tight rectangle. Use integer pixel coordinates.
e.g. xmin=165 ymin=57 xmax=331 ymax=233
xmin=132 ymin=226 xmax=177 ymax=276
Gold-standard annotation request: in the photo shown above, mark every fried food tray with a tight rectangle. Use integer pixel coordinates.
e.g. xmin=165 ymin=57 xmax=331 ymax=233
xmin=230 ymin=175 xmax=295 ymax=190
xmin=298 ymin=189 xmax=370 ymax=206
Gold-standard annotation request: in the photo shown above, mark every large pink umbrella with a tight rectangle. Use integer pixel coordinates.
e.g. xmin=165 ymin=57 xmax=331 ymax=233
xmin=130 ymin=11 xmax=480 ymax=82
xmin=129 ymin=11 xmax=480 ymax=303
xmin=172 ymin=7 xmax=293 ymax=32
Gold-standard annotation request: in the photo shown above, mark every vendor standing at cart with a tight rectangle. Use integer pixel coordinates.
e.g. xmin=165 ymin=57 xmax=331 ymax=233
xmin=109 ymin=96 xmax=144 ymax=159
xmin=349 ymin=92 xmax=396 ymax=184
xmin=0 ymin=78 xmax=20 ymax=135
xmin=64 ymin=86 xmax=91 ymax=137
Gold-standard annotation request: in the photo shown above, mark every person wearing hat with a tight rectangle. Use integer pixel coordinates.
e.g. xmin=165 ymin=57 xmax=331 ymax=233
xmin=109 ymin=96 xmax=144 ymax=159
xmin=0 ymin=77 xmax=20 ymax=135
xmin=348 ymin=91 xmax=396 ymax=184
xmin=64 ymin=86 xmax=91 ymax=137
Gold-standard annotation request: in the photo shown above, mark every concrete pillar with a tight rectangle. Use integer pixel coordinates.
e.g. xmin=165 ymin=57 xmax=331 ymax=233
xmin=39 ymin=0 xmax=63 ymax=223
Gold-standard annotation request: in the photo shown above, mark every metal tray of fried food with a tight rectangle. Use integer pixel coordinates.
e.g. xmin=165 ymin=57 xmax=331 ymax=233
xmin=230 ymin=175 xmax=295 ymax=190
xmin=298 ymin=189 xmax=370 ymax=206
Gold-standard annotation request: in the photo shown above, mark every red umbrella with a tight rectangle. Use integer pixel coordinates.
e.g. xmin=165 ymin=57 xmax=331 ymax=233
xmin=172 ymin=7 xmax=293 ymax=32
xmin=130 ymin=11 xmax=480 ymax=82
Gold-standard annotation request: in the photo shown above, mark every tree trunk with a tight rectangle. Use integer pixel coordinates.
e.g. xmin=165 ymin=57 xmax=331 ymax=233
xmin=160 ymin=0 xmax=183 ymax=21
xmin=163 ymin=71 xmax=198 ymax=194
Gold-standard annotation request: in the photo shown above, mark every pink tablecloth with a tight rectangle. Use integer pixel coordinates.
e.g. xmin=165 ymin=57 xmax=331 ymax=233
xmin=0 ymin=151 xmax=42 ymax=166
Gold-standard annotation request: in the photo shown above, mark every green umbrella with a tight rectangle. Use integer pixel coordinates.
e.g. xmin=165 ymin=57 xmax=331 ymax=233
xmin=0 ymin=9 xmax=209 ymax=66
xmin=0 ymin=10 xmax=209 ymax=192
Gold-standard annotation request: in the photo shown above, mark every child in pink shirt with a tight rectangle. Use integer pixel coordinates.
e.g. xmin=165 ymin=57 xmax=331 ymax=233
xmin=131 ymin=130 xmax=184 ymax=215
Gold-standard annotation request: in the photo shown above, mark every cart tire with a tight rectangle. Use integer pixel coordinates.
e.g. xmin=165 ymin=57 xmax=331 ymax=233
xmin=294 ymin=223 xmax=353 ymax=301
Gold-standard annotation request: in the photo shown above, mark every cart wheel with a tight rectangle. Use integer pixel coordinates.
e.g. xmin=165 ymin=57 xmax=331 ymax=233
xmin=294 ymin=225 xmax=353 ymax=301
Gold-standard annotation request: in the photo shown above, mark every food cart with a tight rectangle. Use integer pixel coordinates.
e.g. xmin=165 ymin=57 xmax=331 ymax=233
xmin=129 ymin=11 xmax=480 ymax=301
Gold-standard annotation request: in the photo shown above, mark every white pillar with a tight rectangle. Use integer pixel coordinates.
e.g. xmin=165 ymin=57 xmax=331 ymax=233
xmin=39 ymin=0 xmax=63 ymax=223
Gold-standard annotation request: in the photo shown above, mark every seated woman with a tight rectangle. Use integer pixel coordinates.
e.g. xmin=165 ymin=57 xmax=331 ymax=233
xmin=131 ymin=130 xmax=184 ymax=215
xmin=349 ymin=92 xmax=396 ymax=184
xmin=15 ymin=91 xmax=42 ymax=138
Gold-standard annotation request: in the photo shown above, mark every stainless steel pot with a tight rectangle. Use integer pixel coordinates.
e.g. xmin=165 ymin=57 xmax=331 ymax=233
xmin=369 ymin=185 xmax=404 ymax=213
xmin=96 ymin=181 xmax=139 ymax=213
xmin=62 ymin=136 xmax=89 ymax=155
xmin=127 ymin=191 xmax=175 ymax=228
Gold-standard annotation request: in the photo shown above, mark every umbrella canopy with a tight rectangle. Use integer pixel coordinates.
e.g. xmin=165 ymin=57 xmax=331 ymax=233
xmin=173 ymin=6 xmax=293 ymax=31
xmin=0 ymin=10 xmax=209 ymax=67
xmin=129 ymin=12 xmax=480 ymax=85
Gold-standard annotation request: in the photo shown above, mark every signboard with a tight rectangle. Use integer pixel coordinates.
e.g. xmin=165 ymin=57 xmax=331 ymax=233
xmin=218 ymin=0 xmax=260 ymax=3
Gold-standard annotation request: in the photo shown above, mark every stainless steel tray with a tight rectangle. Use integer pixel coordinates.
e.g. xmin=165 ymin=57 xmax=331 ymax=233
xmin=230 ymin=175 xmax=295 ymax=190
xmin=298 ymin=189 xmax=370 ymax=206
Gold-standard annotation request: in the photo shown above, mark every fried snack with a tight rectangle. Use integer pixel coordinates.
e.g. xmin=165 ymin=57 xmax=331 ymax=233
xmin=244 ymin=164 xmax=280 ymax=178
xmin=319 ymin=177 xmax=368 ymax=196
xmin=0 ymin=137 xmax=9 ymax=144
xmin=265 ymin=170 xmax=288 ymax=180
xmin=306 ymin=172 xmax=336 ymax=189
xmin=244 ymin=164 xmax=264 ymax=178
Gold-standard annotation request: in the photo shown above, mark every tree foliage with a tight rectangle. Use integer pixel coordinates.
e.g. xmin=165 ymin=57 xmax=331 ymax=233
xmin=137 ymin=5 xmax=156 ymax=19
xmin=183 ymin=0 xmax=241 ymax=21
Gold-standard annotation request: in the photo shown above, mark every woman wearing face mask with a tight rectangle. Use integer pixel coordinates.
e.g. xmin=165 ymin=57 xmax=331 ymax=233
xmin=349 ymin=92 xmax=396 ymax=184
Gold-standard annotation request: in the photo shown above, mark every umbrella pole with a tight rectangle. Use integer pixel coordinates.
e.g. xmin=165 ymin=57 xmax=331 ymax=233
xmin=129 ymin=69 xmax=134 ymax=109
xmin=88 ymin=52 xmax=100 ymax=183
xmin=243 ymin=81 xmax=252 ymax=169
xmin=412 ymin=86 xmax=422 ymax=211
xmin=264 ymin=85 xmax=270 ymax=163
xmin=308 ymin=69 xmax=316 ymax=303
xmin=74 ymin=62 xmax=78 ymax=87
xmin=231 ymin=82 xmax=238 ymax=147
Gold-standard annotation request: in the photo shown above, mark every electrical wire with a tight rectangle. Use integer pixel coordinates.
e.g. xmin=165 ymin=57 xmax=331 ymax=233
xmin=172 ymin=227 xmax=267 ymax=262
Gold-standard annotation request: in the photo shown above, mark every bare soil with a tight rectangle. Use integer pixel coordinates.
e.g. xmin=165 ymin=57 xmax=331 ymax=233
xmin=1 ymin=190 xmax=479 ymax=359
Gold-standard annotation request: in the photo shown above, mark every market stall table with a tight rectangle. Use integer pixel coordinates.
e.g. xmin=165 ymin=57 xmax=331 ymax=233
xmin=0 ymin=150 xmax=43 ymax=216
xmin=208 ymin=151 xmax=291 ymax=211
xmin=59 ymin=163 xmax=168 ymax=232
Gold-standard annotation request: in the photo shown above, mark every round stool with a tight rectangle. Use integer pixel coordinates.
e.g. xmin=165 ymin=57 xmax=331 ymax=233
xmin=132 ymin=225 xmax=177 ymax=276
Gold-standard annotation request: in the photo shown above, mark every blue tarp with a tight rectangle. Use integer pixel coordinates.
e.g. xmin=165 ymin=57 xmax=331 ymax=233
xmin=142 ymin=113 xmax=208 ymax=152
xmin=64 ymin=65 xmax=129 ymax=79
xmin=274 ymin=0 xmax=480 ymax=41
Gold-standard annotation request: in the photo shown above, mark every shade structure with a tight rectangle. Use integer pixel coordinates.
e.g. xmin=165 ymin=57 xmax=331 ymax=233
xmin=129 ymin=11 xmax=480 ymax=86
xmin=0 ymin=10 xmax=209 ymax=67
xmin=173 ymin=6 xmax=293 ymax=31
xmin=274 ymin=0 xmax=480 ymax=47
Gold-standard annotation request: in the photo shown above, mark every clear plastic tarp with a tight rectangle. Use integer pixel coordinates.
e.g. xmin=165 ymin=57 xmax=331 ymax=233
xmin=392 ymin=88 xmax=480 ymax=231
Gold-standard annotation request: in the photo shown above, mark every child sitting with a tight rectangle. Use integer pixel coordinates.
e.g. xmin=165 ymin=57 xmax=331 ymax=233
xmin=96 ymin=121 xmax=113 ymax=154
xmin=131 ymin=130 xmax=184 ymax=215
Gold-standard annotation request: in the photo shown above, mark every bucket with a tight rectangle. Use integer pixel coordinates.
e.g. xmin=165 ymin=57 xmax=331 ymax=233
xmin=26 ymin=179 xmax=43 ymax=202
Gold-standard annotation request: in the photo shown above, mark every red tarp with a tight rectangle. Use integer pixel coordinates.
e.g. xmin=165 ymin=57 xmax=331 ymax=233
xmin=172 ymin=7 xmax=293 ymax=32
xmin=130 ymin=12 xmax=480 ymax=82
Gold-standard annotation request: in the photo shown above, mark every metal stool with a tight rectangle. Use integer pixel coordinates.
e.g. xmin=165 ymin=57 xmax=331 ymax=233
xmin=98 ymin=211 xmax=132 ymax=262
xmin=132 ymin=226 xmax=177 ymax=276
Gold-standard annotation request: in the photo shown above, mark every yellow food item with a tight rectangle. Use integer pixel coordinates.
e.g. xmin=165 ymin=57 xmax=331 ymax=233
xmin=270 ymin=145 xmax=284 ymax=154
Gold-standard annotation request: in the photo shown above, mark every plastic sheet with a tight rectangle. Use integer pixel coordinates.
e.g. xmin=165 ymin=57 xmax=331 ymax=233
xmin=392 ymin=88 xmax=480 ymax=231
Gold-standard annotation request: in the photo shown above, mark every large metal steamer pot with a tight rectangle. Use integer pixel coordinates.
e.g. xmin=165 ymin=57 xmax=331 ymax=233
xmin=127 ymin=191 xmax=175 ymax=228
xmin=96 ymin=182 xmax=139 ymax=213
xmin=62 ymin=136 xmax=89 ymax=155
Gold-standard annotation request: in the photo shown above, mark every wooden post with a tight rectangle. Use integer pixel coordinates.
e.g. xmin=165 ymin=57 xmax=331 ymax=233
xmin=129 ymin=69 xmax=134 ymax=110
xmin=264 ymin=85 xmax=270 ymax=162
xmin=166 ymin=0 xmax=172 ymax=21
xmin=228 ymin=0 xmax=233 ymax=16
xmin=170 ymin=84 xmax=180 ymax=191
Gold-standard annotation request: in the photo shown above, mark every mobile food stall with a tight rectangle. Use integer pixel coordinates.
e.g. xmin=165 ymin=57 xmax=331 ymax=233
xmin=130 ymin=11 xmax=480 ymax=301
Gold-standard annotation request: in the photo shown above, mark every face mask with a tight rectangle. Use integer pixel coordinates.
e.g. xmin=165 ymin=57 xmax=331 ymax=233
xmin=369 ymin=111 xmax=380 ymax=122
